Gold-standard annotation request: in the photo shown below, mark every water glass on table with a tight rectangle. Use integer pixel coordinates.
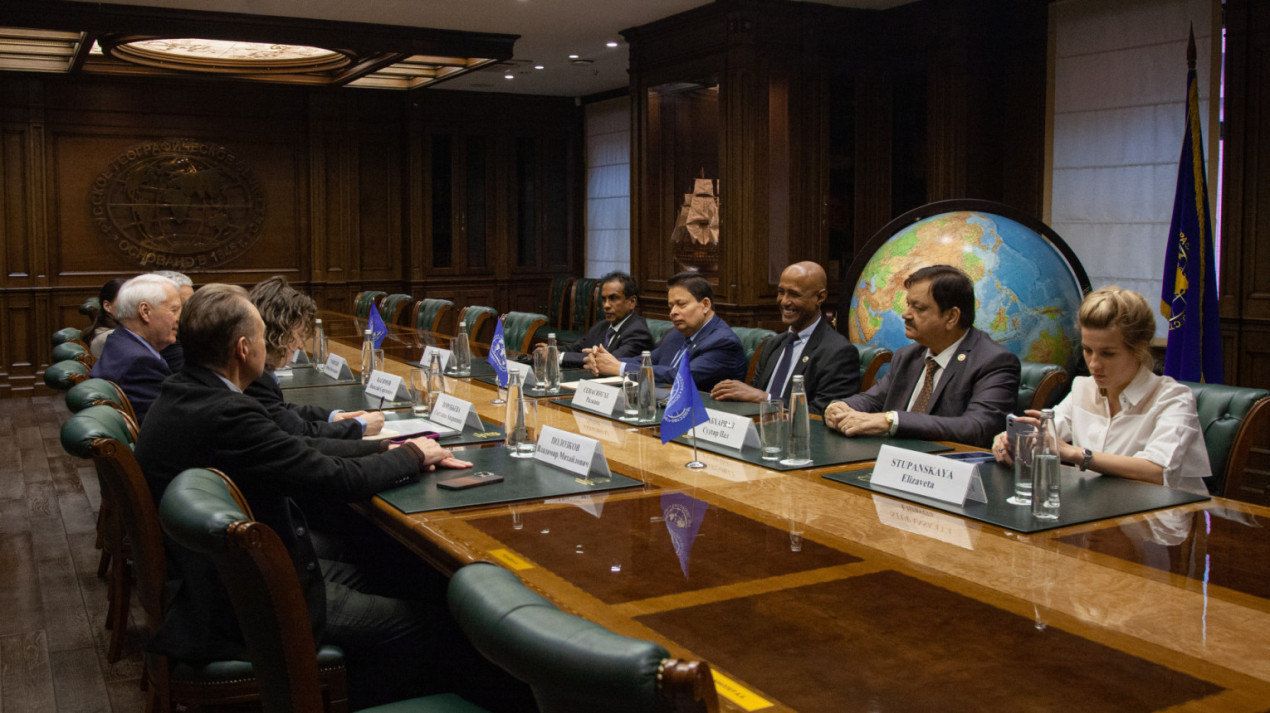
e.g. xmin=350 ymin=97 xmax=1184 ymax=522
xmin=506 ymin=398 xmax=539 ymax=458
xmin=407 ymin=368 xmax=430 ymax=415
xmin=621 ymin=373 xmax=640 ymax=421
xmin=1007 ymin=430 xmax=1036 ymax=506
xmin=759 ymin=398 xmax=786 ymax=461
xmin=451 ymin=332 xmax=472 ymax=376
xmin=532 ymin=348 xmax=548 ymax=392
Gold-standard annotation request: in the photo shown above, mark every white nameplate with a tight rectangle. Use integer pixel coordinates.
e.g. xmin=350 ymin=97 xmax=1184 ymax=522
xmin=573 ymin=380 xmax=621 ymax=416
xmin=430 ymin=393 xmax=483 ymax=432
xmin=687 ymin=408 xmax=760 ymax=451
xmin=872 ymin=496 xmax=977 ymax=550
xmin=870 ymin=444 xmax=987 ymax=505
xmin=289 ymin=348 xmax=310 ymax=365
xmin=571 ymin=412 xmax=623 ymax=444
xmin=365 ymin=371 xmax=407 ymax=402
xmin=322 ymin=354 xmax=352 ymax=380
xmin=420 ymin=346 xmax=451 ymax=370
xmin=506 ymin=361 xmax=539 ymax=388
xmin=534 ymin=425 xmax=611 ymax=481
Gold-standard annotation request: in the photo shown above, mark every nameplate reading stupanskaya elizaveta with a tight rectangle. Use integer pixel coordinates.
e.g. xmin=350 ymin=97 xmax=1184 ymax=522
xmin=870 ymin=444 xmax=987 ymax=506
xmin=429 ymin=394 xmax=483 ymax=432
xmin=533 ymin=425 xmax=611 ymax=481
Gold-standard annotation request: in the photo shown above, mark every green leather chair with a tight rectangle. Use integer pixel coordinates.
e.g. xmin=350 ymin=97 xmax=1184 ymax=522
xmin=448 ymin=561 xmax=718 ymax=713
xmin=353 ymin=290 xmax=387 ymax=319
xmin=160 ymin=468 xmax=473 ymax=713
xmin=1183 ymin=382 xmax=1270 ymax=497
xmin=569 ymin=277 xmax=601 ymax=332
xmin=381 ymin=293 xmax=414 ymax=325
xmin=547 ymin=275 xmax=574 ymax=330
xmin=412 ymin=298 xmax=456 ymax=335
xmin=52 ymin=326 xmax=83 ymax=347
xmin=52 ymin=340 xmax=93 ymax=366
xmin=79 ymin=297 xmax=101 ymax=319
xmin=1016 ymin=361 xmax=1069 ymax=415
xmin=503 ymin=311 xmax=549 ymax=354
xmin=65 ymin=378 xmax=139 ymax=439
xmin=458 ymin=306 xmax=498 ymax=348
xmin=855 ymin=344 xmax=892 ymax=391
xmin=43 ymin=360 xmax=90 ymax=390
xmin=646 ymin=318 xmax=675 ymax=346
xmin=730 ymin=327 xmax=776 ymax=384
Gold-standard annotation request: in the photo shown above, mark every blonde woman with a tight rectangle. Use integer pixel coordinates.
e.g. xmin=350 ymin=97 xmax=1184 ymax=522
xmin=993 ymin=287 xmax=1210 ymax=494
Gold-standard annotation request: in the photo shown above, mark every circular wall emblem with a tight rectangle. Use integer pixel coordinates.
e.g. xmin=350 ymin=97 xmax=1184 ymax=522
xmin=88 ymin=138 xmax=265 ymax=269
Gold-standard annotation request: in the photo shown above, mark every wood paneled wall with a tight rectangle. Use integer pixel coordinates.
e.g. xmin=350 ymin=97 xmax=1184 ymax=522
xmin=0 ymin=74 xmax=582 ymax=396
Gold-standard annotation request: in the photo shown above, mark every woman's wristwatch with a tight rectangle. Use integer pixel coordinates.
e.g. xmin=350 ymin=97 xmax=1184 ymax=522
xmin=1078 ymin=448 xmax=1094 ymax=471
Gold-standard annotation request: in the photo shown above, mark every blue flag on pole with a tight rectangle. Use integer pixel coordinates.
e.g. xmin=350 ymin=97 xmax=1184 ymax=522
xmin=368 ymin=305 xmax=388 ymax=350
xmin=1161 ymin=29 xmax=1222 ymax=384
xmin=487 ymin=317 xmax=508 ymax=387
xmin=660 ymin=352 xmax=708 ymax=444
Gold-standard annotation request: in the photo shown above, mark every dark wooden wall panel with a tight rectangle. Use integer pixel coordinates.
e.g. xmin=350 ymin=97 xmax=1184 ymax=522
xmin=2 ymin=128 xmax=29 ymax=279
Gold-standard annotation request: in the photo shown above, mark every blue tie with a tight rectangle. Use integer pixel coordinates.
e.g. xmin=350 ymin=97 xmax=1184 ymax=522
xmin=603 ymin=328 xmax=616 ymax=350
xmin=767 ymin=334 xmax=799 ymax=400
xmin=671 ymin=341 xmax=690 ymax=370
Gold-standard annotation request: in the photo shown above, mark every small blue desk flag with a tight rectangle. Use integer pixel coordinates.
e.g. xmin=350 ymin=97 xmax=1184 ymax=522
xmin=1160 ymin=27 xmax=1222 ymax=384
xmin=487 ymin=317 xmax=508 ymax=388
xmin=660 ymin=352 xmax=708 ymax=444
xmin=368 ymin=304 xmax=388 ymax=350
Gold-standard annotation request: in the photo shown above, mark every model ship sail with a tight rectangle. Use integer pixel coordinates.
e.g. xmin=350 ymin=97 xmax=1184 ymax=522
xmin=671 ymin=174 xmax=720 ymax=276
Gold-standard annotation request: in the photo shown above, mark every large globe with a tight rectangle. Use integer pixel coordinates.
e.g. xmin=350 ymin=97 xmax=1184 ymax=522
xmin=847 ymin=210 xmax=1085 ymax=372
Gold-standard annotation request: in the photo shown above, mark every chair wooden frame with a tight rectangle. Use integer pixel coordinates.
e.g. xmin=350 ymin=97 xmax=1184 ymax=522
xmin=410 ymin=299 xmax=456 ymax=336
xmin=745 ymin=334 xmax=772 ymax=384
xmin=1216 ymin=396 xmax=1270 ymax=499
xmin=1026 ymin=369 xmax=1070 ymax=412
xmin=860 ymin=348 xmax=892 ymax=392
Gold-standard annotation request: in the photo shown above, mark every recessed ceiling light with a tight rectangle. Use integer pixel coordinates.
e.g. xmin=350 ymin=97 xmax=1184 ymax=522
xmin=606 ymin=42 xmax=618 ymax=48
xmin=568 ymin=54 xmax=579 ymax=59
xmin=534 ymin=65 xmax=544 ymax=70
xmin=504 ymin=73 xmax=514 ymax=79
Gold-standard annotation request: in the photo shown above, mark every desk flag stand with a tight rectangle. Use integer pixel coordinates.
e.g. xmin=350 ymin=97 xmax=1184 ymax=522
xmin=659 ymin=351 xmax=709 ymax=469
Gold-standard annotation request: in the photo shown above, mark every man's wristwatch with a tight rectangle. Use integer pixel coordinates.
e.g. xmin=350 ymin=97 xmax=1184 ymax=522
xmin=1078 ymin=448 xmax=1094 ymax=471
xmin=885 ymin=411 xmax=897 ymax=434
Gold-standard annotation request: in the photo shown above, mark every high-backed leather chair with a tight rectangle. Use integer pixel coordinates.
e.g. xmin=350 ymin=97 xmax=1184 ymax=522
xmin=646 ymin=319 xmax=675 ymax=347
xmin=458 ymin=306 xmax=498 ymax=349
xmin=159 ymin=468 xmax=474 ymax=713
xmin=855 ymin=344 xmax=892 ymax=391
xmin=380 ymin=293 xmax=414 ymax=325
xmin=66 ymin=377 xmax=139 ymax=439
xmin=52 ymin=326 xmax=84 ymax=347
xmin=43 ymin=360 xmax=90 ymax=390
xmin=79 ymin=297 xmax=101 ymax=320
xmin=411 ymin=298 xmax=456 ymax=336
xmin=61 ymin=409 xmax=349 ymax=712
xmin=547 ymin=275 xmax=574 ymax=331
xmin=503 ymin=311 xmax=550 ymax=354
xmin=1183 ymin=382 xmax=1270 ymax=497
xmin=730 ymin=327 xmax=776 ymax=384
xmin=449 ymin=562 xmax=719 ymax=713
xmin=353 ymin=291 xmax=387 ymax=319
xmin=1016 ymin=361 xmax=1069 ymax=415
xmin=569 ymin=278 xmax=601 ymax=332
xmin=52 ymin=340 xmax=94 ymax=367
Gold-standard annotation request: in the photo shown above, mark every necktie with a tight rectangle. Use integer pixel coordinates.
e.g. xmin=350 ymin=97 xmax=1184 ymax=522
xmin=911 ymin=356 xmax=939 ymax=413
xmin=603 ymin=328 xmax=616 ymax=350
xmin=671 ymin=341 xmax=690 ymax=370
xmin=767 ymin=334 xmax=799 ymax=400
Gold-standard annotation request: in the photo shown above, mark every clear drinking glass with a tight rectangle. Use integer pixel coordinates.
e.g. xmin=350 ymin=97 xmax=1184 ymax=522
xmin=759 ymin=398 xmax=786 ymax=461
xmin=1007 ymin=431 xmax=1036 ymax=506
xmin=780 ymin=376 xmax=812 ymax=466
xmin=532 ymin=348 xmax=548 ymax=392
xmin=1031 ymin=409 xmax=1061 ymax=520
xmin=451 ymin=331 xmax=471 ymax=376
xmin=427 ymin=352 xmax=446 ymax=412
xmin=408 ymin=368 xmax=429 ymax=415
xmin=621 ymin=373 xmax=640 ymax=420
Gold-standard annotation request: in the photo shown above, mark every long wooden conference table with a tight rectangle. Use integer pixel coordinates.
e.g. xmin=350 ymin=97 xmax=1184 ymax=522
xmin=292 ymin=312 xmax=1270 ymax=713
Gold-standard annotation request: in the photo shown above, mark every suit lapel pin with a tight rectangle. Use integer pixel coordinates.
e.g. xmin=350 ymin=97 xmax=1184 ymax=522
xmin=801 ymin=355 xmax=810 ymax=363
xmin=957 ymin=354 xmax=966 ymax=362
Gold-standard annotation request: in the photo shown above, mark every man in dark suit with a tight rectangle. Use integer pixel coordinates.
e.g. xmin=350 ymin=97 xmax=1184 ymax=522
xmin=711 ymin=261 xmax=859 ymax=413
xmin=824 ymin=264 xmax=1019 ymax=448
xmin=136 ymin=284 xmax=529 ymax=710
xmin=91 ymin=273 xmax=182 ymax=424
xmin=584 ymin=271 xmax=746 ymax=390
xmin=548 ymin=271 xmax=654 ymax=368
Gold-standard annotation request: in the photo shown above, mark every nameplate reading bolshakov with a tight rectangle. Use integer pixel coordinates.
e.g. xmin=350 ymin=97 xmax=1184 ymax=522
xmin=870 ymin=444 xmax=987 ymax=506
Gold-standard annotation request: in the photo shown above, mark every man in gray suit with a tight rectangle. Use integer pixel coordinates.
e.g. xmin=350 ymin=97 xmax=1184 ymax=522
xmin=824 ymin=264 xmax=1019 ymax=448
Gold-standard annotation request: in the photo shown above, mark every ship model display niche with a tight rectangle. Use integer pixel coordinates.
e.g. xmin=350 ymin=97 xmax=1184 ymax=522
xmin=671 ymin=171 xmax=719 ymax=276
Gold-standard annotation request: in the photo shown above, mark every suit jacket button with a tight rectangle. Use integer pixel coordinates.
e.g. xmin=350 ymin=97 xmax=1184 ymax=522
xmin=306 ymin=561 xmax=317 ymax=572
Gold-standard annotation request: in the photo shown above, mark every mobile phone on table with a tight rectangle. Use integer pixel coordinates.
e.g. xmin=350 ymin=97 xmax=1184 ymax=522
xmin=1006 ymin=413 xmax=1035 ymax=440
xmin=436 ymin=471 xmax=504 ymax=490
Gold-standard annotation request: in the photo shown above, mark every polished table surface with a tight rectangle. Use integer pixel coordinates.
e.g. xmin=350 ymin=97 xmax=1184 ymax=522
xmin=305 ymin=313 xmax=1270 ymax=712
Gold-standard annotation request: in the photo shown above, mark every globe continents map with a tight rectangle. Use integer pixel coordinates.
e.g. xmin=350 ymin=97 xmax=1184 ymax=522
xmin=848 ymin=211 xmax=1085 ymax=373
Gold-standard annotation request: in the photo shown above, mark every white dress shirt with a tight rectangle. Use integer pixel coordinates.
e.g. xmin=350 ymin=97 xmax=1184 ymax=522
xmin=1052 ymin=366 xmax=1210 ymax=494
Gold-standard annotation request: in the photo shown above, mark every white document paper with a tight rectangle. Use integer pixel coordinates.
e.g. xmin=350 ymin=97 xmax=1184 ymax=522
xmin=430 ymin=393 xmax=483 ymax=432
xmin=562 ymin=375 xmax=623 ymax=390
xmin=687 ymin=408 xmax=760 ymax=451
xmin=534 ymin=425 xmax=611 ymax=481
xmin=870 ymin=444 xmax=987 ymax=505
xmin=322 ymin=354 xmax=352 ymax=380
xmin=572 ymin=380 xmax=621 ymax=416
xmin=365 ymin=417 xmax=459 ymax=440
xmin=365 ymin=371 xmax=406 ymax=402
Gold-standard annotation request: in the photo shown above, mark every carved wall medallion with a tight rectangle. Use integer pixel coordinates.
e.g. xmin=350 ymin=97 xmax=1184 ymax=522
xmin=88 ymin=138 xmax=265 ymax=269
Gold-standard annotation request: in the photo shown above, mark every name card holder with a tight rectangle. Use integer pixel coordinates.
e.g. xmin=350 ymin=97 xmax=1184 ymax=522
xmin=573 ymin=380 xmax=621 ymax=417
xmin=534 ymin=425 xmax=612 ymax=484
xmin=870 ymin=444 xmax=987 ymax=506
xmin=687 ymin=408 xmax=760 ymax=451
xmin=365 ymin=371 xmax=408 ymax=402
xmin=289 ymin=348 xmax=310 ymax=366
xmin=430 ymin=393 xmax=484 ymax=432
xmin=322 ymin=354 xmax=353 ymax=381
xmin=506 ymin=361 xmax=540 ymax=389
xmin=421 ymin=346 xmax=451 ymax=370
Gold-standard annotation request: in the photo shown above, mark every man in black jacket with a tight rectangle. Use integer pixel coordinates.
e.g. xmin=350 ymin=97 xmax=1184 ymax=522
xmin=136 ymin=284 xmax=529 ymax=710
xmin=550 ymin=271 xmax=654 ymax=368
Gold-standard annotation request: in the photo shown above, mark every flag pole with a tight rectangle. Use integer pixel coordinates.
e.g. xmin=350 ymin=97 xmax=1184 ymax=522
xmin=685 ymin=398 xmax=706 ymax=470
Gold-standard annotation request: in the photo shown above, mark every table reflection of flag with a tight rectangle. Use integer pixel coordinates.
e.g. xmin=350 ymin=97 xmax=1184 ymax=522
xmin=660 ymin=352 xmax=707 ymax=444
xmin=661 ymin=492 xmax=708 ymax=578
xmin=1160 ymin=27 xmax=1222 ymax=384
xmin=487 ymin=317 xmax=508 ymax=387
xmin=368 ymin=304 xmax=388 ymax=350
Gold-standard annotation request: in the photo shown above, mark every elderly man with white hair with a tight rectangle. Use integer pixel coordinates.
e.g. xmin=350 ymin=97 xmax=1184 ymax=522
xmin=151 ymin=270 xmax=193 ymax=371
xmin=91 ymin=273 xmax=182 ymax=423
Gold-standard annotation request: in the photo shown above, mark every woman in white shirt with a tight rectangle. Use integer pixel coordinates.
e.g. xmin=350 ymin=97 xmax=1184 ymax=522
xmin=992 ymin=287 xmax=1210 ymax=494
